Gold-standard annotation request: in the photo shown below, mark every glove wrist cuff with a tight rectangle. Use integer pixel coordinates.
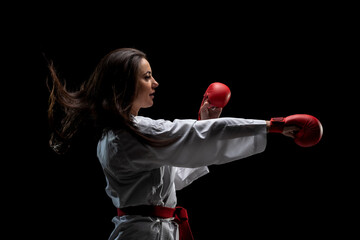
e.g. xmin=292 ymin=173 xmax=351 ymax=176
xmin=269 ymin=117 xmax=285 ymax=133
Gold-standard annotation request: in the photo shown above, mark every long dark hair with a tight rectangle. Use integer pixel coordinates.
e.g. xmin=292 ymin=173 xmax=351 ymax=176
xmin=47 ymin=48 xmax=165 ymax=154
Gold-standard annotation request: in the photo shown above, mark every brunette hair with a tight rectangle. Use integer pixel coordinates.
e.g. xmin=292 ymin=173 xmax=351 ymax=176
xmin=47 ymin=48 xmax=165 ymax=154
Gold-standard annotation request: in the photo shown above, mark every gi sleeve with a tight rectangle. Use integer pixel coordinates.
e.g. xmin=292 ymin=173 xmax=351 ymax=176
xmin=173 ymin=167 xmax=210 ymax=190
xmin=123 ymin=117 xmax=267 ymax=169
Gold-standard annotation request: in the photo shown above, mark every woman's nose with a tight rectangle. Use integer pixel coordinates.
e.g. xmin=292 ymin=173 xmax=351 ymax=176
xmin=152 ymin=78 xmax=159 ymax=88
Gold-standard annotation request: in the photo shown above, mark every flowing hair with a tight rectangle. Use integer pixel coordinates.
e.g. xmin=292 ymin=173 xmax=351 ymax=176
xmin=47 ymin=48 xmax=168 ymax=154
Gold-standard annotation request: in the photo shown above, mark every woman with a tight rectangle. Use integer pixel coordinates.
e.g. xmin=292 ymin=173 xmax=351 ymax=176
xmin=47 ymin=48 xmax=297 ymax=240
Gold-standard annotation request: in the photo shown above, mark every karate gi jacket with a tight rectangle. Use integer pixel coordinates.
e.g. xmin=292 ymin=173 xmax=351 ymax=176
xmin=97 ymin=116 xmax=267 ymax=240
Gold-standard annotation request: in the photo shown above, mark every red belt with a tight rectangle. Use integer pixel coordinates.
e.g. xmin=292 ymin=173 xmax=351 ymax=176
xmin=117 ymin=205 xmax=194 ymax=240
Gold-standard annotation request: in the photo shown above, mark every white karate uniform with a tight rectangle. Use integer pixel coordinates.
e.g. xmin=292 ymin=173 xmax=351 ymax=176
xmin=97 ymin=116 xmax=267 ymax=240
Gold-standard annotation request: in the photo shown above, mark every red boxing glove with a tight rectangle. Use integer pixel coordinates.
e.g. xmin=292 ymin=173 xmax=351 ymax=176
xmin=269 ymin=114 xmax=323 ymax=147
xmin=198 ymin=82 xmax=231 ymax=119
xmin=203 ymin=82 xmax=231 ymax=108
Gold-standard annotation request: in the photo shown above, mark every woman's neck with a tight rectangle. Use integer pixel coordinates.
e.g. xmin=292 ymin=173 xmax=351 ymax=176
xmin=131 ymin=107 xmax=139 ymax=116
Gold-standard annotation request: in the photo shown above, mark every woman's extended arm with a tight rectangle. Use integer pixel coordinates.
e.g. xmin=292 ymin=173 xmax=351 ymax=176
xmin=121 ymin=117 xmax=268 ymax=169
xmin=200 ymin=99 xmax=298 ymax=138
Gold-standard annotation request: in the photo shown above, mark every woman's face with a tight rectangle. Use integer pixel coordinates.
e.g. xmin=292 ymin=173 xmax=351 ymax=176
xmin=132 ymin=58 xmax=159 ymax=115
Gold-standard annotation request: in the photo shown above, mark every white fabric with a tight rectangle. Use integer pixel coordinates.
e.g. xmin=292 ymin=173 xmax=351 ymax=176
xmin=97 ymin=116 xmax=267 ymax=240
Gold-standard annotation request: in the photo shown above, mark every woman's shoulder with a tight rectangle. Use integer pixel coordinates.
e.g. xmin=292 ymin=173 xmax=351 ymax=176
xmin=134 ymin=116 xmax=166 ymax=124
xmin=134 ymin=116 xmax=195 ymax=125
xmin=134 ymin=116 xmax=199 ymax=137
xmin=134 ymin=116 xmax=174 ymax=129
xmin=134 ymin=116 xmax=171 ymax=135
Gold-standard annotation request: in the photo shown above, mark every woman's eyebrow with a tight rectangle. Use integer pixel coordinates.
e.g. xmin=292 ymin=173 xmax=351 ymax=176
xmin=143 ymin=71 xmax=152 ymax=75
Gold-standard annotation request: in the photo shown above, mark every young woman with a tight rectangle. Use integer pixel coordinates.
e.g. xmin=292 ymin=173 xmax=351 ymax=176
xmin=47 ymin=48 xmax=298 ymax=240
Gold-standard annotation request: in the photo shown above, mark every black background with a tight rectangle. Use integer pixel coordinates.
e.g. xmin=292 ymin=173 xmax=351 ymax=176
xmin=5 ymin=4 xmax=354 ymax=239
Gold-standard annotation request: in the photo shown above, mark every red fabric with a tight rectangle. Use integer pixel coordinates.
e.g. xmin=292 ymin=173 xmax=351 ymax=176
xmin=174 ymin=207 xmax=194 ymax=240
xmin=117 ymin=205 xmax=194 ymax=240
